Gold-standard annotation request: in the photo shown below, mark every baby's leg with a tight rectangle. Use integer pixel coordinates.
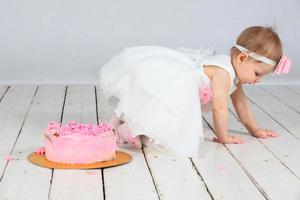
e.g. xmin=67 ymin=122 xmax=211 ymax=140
xmin=111 ymin=116 xmax=126 ymax=143
xmin=118 ymin=123 xmax=142 ymax=149
xmin=111 ymin=116 xmax=142 ymax=148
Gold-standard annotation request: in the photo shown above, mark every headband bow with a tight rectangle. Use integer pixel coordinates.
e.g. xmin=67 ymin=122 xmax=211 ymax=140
xmin=273 ymin=55 xmax=291 ymax=75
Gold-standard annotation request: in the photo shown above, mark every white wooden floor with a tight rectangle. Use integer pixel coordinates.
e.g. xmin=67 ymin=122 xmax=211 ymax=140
xmin=0 ymin=85 xmax=300 ymax=200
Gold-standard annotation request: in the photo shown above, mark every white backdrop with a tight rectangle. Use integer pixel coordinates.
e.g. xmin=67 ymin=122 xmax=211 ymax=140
xmin=0 ymin=0 xmax=299 ymax=84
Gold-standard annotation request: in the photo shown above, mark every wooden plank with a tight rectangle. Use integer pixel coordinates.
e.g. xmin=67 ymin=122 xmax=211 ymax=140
xmin=228 ymin=91 xmax=300 ymax=178
xmin=0 ymin=85 xmax=8 ymax=100
xmin=62 ymin=85 xmax=98 ymax=123
xmin=143 ymin=147 xmax=212 ymax=200
xmin=244 ymin=86 xmax=300 ymax=140
xmin=0 ymin=85 xmax=9 ymax=178
xmin=0 ymin=85 xmax=66 ymax=200
xmin=192 ymin=122 xmax=265 ymax=200
xmin=104 ymin=146 xmax=159 ymax=200
xmin=260 ymin=85 xmax=300 ymax=114
xmin=287 ymin=85 xmax=300 ymax=96
xmin=142 ymin=137 xmax=216 ymax=200
xmin=51 ymin=169 xmax=103 ymax=200
xmin=202 ymin=109 xmax=300 ymax=200
xmin=49 ymin=85 xmax=104 ymax=200
xmin=0 ymin=85 xmax=37 ymax=178
xmin=96 ymin=86 xmax=159 ymax=200
xmin=97 ymin=85 xmax=116 ymax=122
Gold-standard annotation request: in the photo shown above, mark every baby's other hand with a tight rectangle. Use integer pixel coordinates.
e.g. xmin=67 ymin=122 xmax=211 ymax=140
xmin=213 ymin=135 xmax=245 ymax=144
xmin=252 ymin=128 xmax=278 ymax=139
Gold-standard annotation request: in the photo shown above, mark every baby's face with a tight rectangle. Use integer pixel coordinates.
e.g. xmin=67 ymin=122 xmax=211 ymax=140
xmin=234 ymin=53 xmax=274 ymax=84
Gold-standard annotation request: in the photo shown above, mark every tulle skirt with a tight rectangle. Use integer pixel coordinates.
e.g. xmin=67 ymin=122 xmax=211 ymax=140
xmin=99 ymin=46 xmax=206 ymax=156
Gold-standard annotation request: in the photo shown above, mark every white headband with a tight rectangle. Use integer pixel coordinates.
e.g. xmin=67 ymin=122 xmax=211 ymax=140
xmin=234 ymin=44 xmax=277 ymax=66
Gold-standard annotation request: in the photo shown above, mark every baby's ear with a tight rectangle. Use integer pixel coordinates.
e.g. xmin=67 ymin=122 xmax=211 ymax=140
xmin=237 ymin=52 xmax=248 ymax=63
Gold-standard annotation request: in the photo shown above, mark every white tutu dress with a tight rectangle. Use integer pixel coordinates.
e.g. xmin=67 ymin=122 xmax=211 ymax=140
xmin=99 ymin=46 xmax=237 ymax=157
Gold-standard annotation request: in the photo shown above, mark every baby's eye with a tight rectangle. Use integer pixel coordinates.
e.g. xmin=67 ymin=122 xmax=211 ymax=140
xmin=255 ymin=72 xmax=260 ymax=76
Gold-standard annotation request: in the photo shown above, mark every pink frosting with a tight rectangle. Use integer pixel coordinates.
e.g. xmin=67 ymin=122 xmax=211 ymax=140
xmin=46 ymin=121 xmax=112 ymax=136
xmin=4 ymin=155 xmax=15 ymax=161
xmin=44 ymin=121 xmax=118 ymax=164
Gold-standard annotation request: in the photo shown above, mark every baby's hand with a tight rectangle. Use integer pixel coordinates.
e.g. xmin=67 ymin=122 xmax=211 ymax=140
xmin=213 ymin=135 xmax=245 ymax=144
xmin=252 ymin=128 xmax=278 ymax=139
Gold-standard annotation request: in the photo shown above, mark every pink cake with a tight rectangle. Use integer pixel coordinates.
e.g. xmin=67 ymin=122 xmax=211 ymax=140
xmin=43 ymin=121 xmax=118 ymax=164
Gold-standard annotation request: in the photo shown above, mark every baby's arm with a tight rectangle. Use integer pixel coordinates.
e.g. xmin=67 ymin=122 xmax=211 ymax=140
xmin=230 ymin=83 xmax=278 ymax=138
xmin=210 ymin=68 xmax=244 ymax=144
xmin=230 ymin=83 xmax=259 ymax=134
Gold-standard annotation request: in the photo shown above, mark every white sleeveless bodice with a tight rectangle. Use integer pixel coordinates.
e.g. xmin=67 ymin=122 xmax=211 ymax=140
xmin=197 ymin=54 xmax=237 ymax=95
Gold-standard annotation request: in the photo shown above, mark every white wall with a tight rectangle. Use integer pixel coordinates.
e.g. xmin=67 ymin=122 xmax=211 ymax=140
xmin=0 ymin=0 xmax=299 ymax=84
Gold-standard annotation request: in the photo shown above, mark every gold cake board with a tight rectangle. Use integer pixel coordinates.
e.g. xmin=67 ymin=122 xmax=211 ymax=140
xmin=28 ymin=151 xmax=132 ymax=169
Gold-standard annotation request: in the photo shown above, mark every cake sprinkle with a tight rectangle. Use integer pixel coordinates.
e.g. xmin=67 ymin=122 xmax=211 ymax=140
xmin=46 ymin=121 xmax=112 ymax=136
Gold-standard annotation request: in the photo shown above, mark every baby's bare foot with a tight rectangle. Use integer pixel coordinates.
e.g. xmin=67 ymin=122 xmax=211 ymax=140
xmin=118 ymin=124 xmax=142 ymax=149
xmin=111 ymin=116 xmax=126 ymax=143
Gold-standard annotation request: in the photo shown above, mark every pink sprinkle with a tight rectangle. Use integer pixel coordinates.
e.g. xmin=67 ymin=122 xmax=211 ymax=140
xmin=86 ymin=171 xmax=98 ymax=175
xmin=218 ymin=164 xmax=225 ymax=172
xmin=46 ymin=121 xmax=112 ymax=136
xmin=4 ymin=155 xmax=15 ymax=161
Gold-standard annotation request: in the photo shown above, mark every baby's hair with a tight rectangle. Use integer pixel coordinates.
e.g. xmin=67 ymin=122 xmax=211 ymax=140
xmin=230 ymin=26 xmax=283 ymax=63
